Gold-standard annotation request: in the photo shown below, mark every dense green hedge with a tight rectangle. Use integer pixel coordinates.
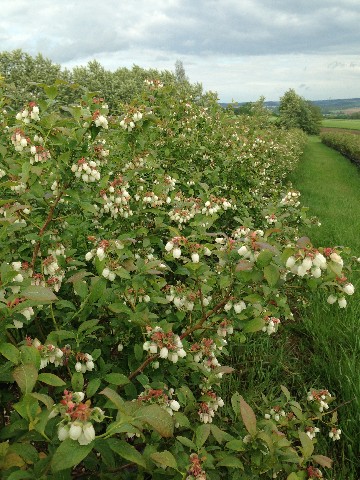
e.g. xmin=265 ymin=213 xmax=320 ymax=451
xmin=320 ymin=131 xmax=360 ymax=165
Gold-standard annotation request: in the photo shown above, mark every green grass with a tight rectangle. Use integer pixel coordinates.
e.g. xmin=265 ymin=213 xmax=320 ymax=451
xmin=289 ymin=136 xmax=360 ymax=478
xmin=224 ymin=137 xmax=360 ymax=479
xmin=322 ymin=118 xmax=360 ymax=131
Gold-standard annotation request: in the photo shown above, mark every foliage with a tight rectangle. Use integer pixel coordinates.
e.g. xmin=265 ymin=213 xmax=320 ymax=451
xmin=320 ymin=131 xmax=360 ymax=166
xmin=0 ymin=75 xmax=355 ymax=479
xmin=278 ymin=89 xmax=322 ymax=135
xmin=0 ymin=50 xmax=202 ymax=113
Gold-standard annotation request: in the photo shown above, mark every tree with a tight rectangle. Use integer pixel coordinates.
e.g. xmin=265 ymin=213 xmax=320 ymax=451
xmin=278 ymin=89 xmax=322 ymax=134
xmin=174 ymin=59 xmax=188 ymax=83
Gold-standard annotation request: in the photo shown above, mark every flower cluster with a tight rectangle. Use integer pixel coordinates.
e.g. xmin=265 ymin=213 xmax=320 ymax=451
xmin=307 ymin=466 xmax=323 ymax=479
xmin=191 ymin=338 xmax=222 ymax=373
xmin=216 ymin=319 xmax=234 ymax=337
xmin=92 ymin=110 xmax=108 ymax=129
xmin=144 ymin=78 xmax=164 ymax=89
xmin=42 ymin=254 xmax=65 ymax=292
xmin=305 ymin=426 xmax=320 ymax=440
xmin=164 ymin=284 xmax=204 ymax=311
xmin=264 ymin=405 xmax=286 ymax=422
xmin=120 ymin=110 xmax=143 ymax=132
xmin=165 ymin=236 xmax=187 ymax=259
xmin=307 ymin=389 xmax=332 ymax=413
xmin=98 ymin=176 xmax=132 ymax=219
xmin=197 ymin=389 xmax=224 ymax=424
xmin=186 ymin=453 xmax=207 ymax=480
xmin=71 ymin=158 xmax=101 ymax=183
xmin=53 ymin=390 xmax=104 ymax=445
xmin=137 ymin=386 xmax=180 ymax=416
xmin=329 ymin=427 xmax=341 ymax=441
xmin=11 ymin=128 xmax=29 ymax=152
xmin=15 ymin=102 xmax=40 ymax=124
xmin=286 ymin=251 xmax=327 ymax=278
xmin=30 ymin=145 xmax=51 ymax=164
xmin=262 ymin=316 xmax=281 ymax=335
xmin=143 ymin=326 xmax=186 ymax=363
xmin=74 ymin=352 xmax=95 ymax=373
xmin=280 ymin=190 xmax=301 ymax=207
xmin=223 ymin=300 xmax=247 ymax=314
xmin=31 ymin=337 xmax=64 ymax=369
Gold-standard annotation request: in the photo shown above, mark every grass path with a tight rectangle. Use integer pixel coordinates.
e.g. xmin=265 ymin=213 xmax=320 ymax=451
xmin=289 ymin=136 xmax=360 ymax=479
xmin=291 ymin=136 xmax=360 ymax=249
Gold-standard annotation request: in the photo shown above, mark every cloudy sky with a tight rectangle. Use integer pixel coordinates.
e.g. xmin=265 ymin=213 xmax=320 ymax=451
xmin=1 ymin=0 xmax=360 ymax=102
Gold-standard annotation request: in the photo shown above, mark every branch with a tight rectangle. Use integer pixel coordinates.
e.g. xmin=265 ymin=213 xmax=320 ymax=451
xmin=180 ymin=293 xmax=232 ymax=340
xmin=30 ymin=190 xmax=64 ymax=270
xmin=128 ymin=354 xmax=159 ymax=381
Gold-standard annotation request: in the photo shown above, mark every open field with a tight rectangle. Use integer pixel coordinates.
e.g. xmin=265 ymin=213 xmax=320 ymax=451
xmin=322 ymin=118 xmax=360 ymax=130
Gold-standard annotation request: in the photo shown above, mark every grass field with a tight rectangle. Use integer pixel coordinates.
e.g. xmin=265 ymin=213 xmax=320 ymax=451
xmin=225 ymin=137 xmax=360 ymax=479
xmin=322 ymin=118 xmax=360 ymax=130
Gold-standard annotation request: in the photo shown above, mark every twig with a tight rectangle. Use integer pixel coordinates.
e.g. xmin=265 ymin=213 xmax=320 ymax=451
xmin=30 ymin=190 xmax=64 ymax=270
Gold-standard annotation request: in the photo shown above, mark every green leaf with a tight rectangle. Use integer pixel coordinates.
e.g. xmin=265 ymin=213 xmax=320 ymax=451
xmin=44 ymin=85 xmax=58 ymax=100
xmin=7 ymin=471 xmax=34 ymax=480
xmin=256 ymin=249 xmax=273 ymax=267
xmin=287 ymin=473 xmax=304 ymax=480
xmin=94 ymin=439 xmax=116 ymax=468
xmin=231 ymin=392 xmax=241 ymax=418
xmin=13 ymin=364 xmax=38 ymax=394
xmin=242 ymin=317 xmax=265 ymax=333
xmin=38 ymin=373 xmax=66 ymax=387
xmin=150 ymin=451 xmax=177 ymax=469
xmin=108 ymin=303 xmax=132 ymax=314
xmin=19 ymin=346 xmax=41 ymax=370
xmin=108 ymin=438 xmax=146 ymax=468
xmin=78 ymin=319 xmax=100 ymax=334
xmin=51 ymin=439 xmax=93 ymax=472
xmin=73 ymin=280 xmax=88 ymax=299
xmin=21 ymin=285 xmax=58 ymax=303
xmin=71 ymin=372 xmax=84 ymax=391
xmin=135 ymin=404 xmax=174 ymax=438
xmin=30 ymin=392 xmax=54 ymax=410
xmin=100 ymin=387 xmax=125 ymax=410
xmin=9 ymin=442 xmax=38 ymax=464
xmin=104 ymin=373 xmax=130 ymax=386
xmin=196 ymin=423 xmax=211 ymax=448
xmin=264 ymin=264 xmax=280 ymax=287
xmin=281 ymin=385 xmax=291 ymax=401
xmin=225 ymin=439 xmax=245 ymax=451
xmin=0 ymin=343 xmax=20 ymax=364
xmin=299 ymin=431 xmax=314 ymax=460
xmin=86 ymin=378 xmax=101 ymax=398
xmin=211 ymin=424 xmax=233 ymax=444
xmin=217 ymin=456 xmax=244 ymax=469
xmin=239 ymin=396 xmax=257 ymax=436
xmin=176 ymin=436 xmax=197 ymax=449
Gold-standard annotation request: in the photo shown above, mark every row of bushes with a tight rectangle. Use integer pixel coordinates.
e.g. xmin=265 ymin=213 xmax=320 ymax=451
xmin=321 ymin=131 xmax=360 ymax=166
xmin=0 ymin=77 xmax=354 ymax=479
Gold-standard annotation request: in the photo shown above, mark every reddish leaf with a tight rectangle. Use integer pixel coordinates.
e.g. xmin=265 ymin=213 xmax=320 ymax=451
xmin=312 ymin=455 xmax=333 ymax=469
xmin=239 ymin=396 xmax=257 ymax=436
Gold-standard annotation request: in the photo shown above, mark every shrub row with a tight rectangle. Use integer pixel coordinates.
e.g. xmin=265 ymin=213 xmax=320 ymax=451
xmin=0 ymin=78 xmax=354 ymax=479
xmin=321 ymin=131 xmax=360 ymax=166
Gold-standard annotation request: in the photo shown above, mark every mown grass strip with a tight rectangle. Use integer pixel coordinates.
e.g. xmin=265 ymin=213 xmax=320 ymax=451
xmin=289 ymin=136 xmax=360 ymax=479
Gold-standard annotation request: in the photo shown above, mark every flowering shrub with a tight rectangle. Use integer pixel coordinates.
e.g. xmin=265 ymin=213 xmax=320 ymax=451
xmin=0 ymin=77 xmax=354 ymax=478
xmin=321 ymin=130 xmax=360 ymax=166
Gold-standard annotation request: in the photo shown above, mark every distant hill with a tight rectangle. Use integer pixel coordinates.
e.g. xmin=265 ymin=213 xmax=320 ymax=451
xmin=221 ymin=98 xmax=360 ymax=114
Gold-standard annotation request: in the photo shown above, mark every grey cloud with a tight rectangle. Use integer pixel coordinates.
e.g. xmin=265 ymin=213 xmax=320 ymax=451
xmin=1 ymin=0 xmax=360 ymax=62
